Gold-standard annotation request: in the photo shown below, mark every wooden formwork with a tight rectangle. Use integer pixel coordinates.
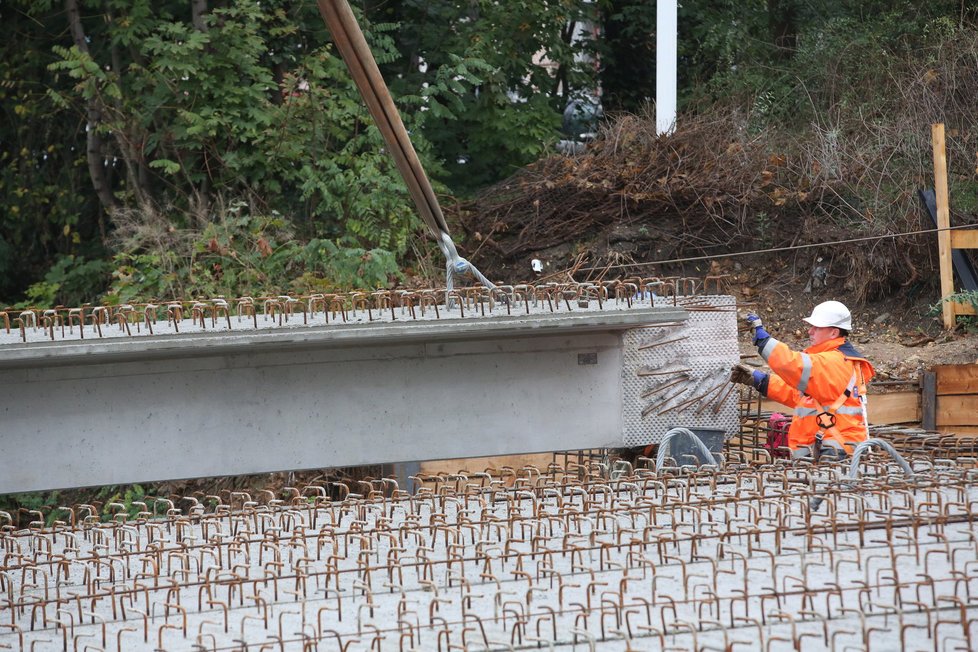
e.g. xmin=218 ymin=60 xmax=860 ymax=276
xmin=923 ymin=363 xmax=978 ymax=436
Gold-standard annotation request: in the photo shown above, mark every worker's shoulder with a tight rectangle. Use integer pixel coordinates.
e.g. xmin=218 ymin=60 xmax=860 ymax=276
xmin=806 ymin=339 xmax=868 ymax=361
xmin=836 ymin=339 xmax=870 ymax=362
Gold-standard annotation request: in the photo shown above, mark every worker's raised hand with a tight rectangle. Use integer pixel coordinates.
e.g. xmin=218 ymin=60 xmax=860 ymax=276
xmin=744 ymin=312 xmax=770 ymax=346
xmin=729 ymin=364 xmax=755 ymax=386
xmin=730 ymin=365 xmax=768 ymax=393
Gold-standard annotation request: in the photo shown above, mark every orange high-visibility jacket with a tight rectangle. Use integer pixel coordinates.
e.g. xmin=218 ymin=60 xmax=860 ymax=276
xmin=758 ymin=336 xmax=875 ymax=452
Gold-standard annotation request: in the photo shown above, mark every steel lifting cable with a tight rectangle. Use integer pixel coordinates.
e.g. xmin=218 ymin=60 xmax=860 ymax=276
xmin=315 ymin=0 xmax=497 ymax=295
xmin=570 ymin=223 xmax=978 ymax=275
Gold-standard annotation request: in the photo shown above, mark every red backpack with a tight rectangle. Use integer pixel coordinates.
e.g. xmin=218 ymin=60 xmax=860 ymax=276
xmin=766 ymin=413 xmax=791 ymax=459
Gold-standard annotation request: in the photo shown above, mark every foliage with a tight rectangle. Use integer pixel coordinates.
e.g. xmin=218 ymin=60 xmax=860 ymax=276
xmin=107 ymin=204 xmax=401 ymax=303
xmin=43 ymin=1 xmax=427 ymax=244
xmin=1 ymin=0 xmax=446 ymax=305
xmin=932 ymin=291 xmax=978 ymax=331
xmin=18 ymin=255 xmax=113 ymax=308
xmin=1 ymin=0 xmax=608 ymax=303
xmin=95 ymin=484 xmax=151 ymax=521
xmin=374 ymin=0 xmax=601 ymax=190
xmin=0 ymin=484 xmax=152 ymax=527
xmin=460 ymin=2 xmax=978 ymax=306
xmin=6 ymin=0 xmax=978 ymax=309
xmin=0 ymin=3 xmax=104 ymax=303
xmin=679 ymin=0 xmax=978 ymax=125
xmin=597 ymin=0 xmax=655 ymax=113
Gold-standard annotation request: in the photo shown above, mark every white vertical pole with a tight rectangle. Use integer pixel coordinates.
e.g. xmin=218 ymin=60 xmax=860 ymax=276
xmin=656 ymin=0 xmax=677 ymax=135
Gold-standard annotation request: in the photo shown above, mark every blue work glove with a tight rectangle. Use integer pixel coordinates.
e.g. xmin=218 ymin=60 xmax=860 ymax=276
xmin=745 ymin=313 xmax=771 ymax=347
xmin=752 ymin=370 xmax=769 ymax=394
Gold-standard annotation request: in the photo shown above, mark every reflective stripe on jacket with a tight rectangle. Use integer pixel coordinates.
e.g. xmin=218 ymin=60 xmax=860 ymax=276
xmin=759 ymin=336 xmax=875 ymax=452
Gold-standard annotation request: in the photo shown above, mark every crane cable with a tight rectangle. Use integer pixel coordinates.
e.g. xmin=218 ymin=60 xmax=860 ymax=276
xmin=315 ymin=0 xmax=497 ymax=295
xmin=568 ymin=223 xmax=978 ymax=275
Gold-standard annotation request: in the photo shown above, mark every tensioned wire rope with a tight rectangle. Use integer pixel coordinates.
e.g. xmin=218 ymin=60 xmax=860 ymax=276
xmin=564 ymin=223 xmax=978 ymax=275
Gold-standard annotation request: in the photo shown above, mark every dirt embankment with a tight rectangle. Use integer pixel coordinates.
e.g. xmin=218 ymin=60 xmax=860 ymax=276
xmin=452 ymin=109 xmax=977 ymax=381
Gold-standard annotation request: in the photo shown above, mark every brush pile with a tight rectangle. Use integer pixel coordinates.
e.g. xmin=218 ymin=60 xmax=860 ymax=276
xmin=461 ymin=110 xmax=803 ymax=255
xmin=457 ymin=107 xmax=952 ymax=302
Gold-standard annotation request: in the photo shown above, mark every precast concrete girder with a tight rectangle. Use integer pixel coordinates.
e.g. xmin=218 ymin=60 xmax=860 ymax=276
xmin=0 ymin=303 xmax=744 ymax=493
xmin=0 ymin=291 xmax=738 ymax=493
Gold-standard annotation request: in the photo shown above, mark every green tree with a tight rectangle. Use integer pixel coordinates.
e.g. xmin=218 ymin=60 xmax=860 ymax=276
xmin=16 ymin=0 xmax=976 ymax=308
xmin=372 ymin=0 xmax=601 ymax=190
xmin=2 ymin=0 xmax=461 ymax=304
xmin=677 ymin=0 xmax=977 ymax=123
xmin=47 ymin=0 xmax=431 ymax=245
xmin=0 ymin=1 xmax=103 ymax=302
xmin=3 ymin=0 xmax=605 ymax=303
xmin=597 ymin=0 xmax=654 ymax=114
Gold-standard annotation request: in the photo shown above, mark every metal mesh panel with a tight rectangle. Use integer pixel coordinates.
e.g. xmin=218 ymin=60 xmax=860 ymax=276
xmin=621 ymin=295 xmax=740 ymax=446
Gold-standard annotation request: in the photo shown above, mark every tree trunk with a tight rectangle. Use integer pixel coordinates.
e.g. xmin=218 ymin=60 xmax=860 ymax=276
xmin=767 ymin=0 xmax=798 ymax=59
xmin=272 ymin=62 xmax=286 ymax=105
xmin=65 ymin=0 xmax=117 ymax=215
xmin=552 ymin=20 xmax=576 ymax=98
xmin=192 ymin=0 xmax=208 ymax=32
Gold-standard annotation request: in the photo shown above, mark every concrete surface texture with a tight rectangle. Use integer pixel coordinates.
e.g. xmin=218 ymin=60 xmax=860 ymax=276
xmin=1 ymin=454 xmax=973 ymax=651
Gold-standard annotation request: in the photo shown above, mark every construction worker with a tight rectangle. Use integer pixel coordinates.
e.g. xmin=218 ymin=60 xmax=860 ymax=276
xmin=730 ymin=301 xmax=875 ymax=460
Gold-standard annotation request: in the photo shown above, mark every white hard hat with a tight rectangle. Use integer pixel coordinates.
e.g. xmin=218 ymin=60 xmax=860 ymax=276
xmin=803 ymin=300 xmax=852 ymax=330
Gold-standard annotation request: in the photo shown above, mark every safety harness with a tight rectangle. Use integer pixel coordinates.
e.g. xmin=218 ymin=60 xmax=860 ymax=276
xmin=812 ymin=366 xmax=869 ymax=462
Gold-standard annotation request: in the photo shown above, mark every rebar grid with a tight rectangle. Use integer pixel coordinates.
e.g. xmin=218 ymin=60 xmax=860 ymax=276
xmin=3 ymin=449 xmax=978 ymax=651
xmin=733 ymin=394 xmax=978 ymax=464
xmin=0 ymin=277 xmax=733 ymax=345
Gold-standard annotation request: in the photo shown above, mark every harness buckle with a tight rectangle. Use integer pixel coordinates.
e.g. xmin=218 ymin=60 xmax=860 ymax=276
xmin=815 ymin=411 xmax=837 ymax=429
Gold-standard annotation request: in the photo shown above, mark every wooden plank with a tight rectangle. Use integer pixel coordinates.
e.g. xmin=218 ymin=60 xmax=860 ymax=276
xmin=921 ymin=371 xmax=936 ymax=430
xmin=951 ymin=301 xmax=977 ymax=316
xmin=932 ymin=123 xmax=956 ymax=329
xmin=936 ymin=364 xmax=978 ymax=395
xmin=936 ymin=395 xmax=978 ymax=426
xmin=760 ymin=390 xmax=920 ymax=425
xmin=869 ymin=391 xmax=920 ymax=424
xmin=951 ymin=229 xmax=978 ymax=249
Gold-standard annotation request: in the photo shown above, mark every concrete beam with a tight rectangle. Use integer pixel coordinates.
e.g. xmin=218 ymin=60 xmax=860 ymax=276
xmin=1 ymin=307 xmax=689 ymax=493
